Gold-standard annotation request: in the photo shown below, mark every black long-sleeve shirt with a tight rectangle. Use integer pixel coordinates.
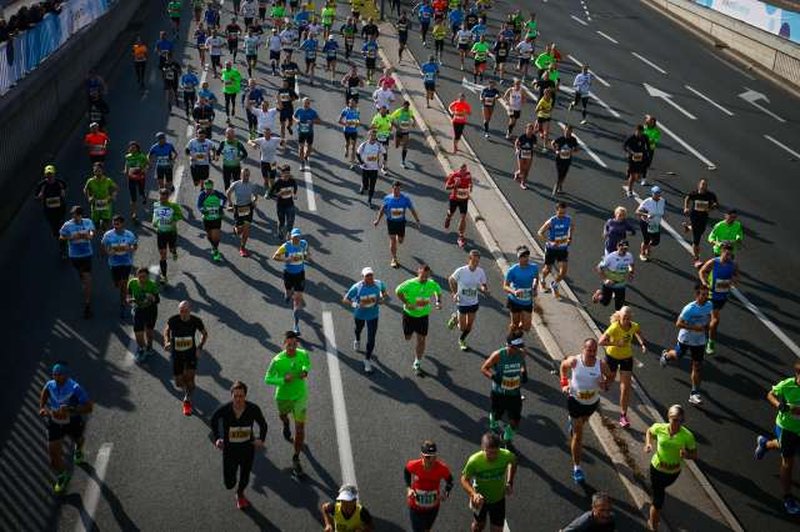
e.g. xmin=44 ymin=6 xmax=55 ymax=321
xmin=210 ymin=401 xmax=268 ymax=446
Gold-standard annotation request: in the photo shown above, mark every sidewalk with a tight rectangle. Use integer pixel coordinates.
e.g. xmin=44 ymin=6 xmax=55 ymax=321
xmin=376 ymin=19 xmax=741 ymax=532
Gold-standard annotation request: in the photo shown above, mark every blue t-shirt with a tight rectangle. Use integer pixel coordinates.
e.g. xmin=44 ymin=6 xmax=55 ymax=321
xmin=301 ymin=39 xmax=318 ymax=59
xmin=346 ymin=280 xmax=386 ymax=321
xmin=323 ymin=40 xmax=339 ymax=58
xmin=195 ymin=30 xmax=207 ymax=47
xmin=383 ymin=194 xmax=414 ymax=221
xmin=245 ymin=87 xmax=266 ymax=106
xmin=44 ymin=378 xmax=90 ymax=418
xmin=294 ymin=10 xmax=310 ymax=25
xmin=418 ymin=5 xmax=433 ymax=23
xmin=293 ymin=108 xmax=319 ymax=134
xmin=180 ymin=73 xmax=200 ymax=91
xmin=471 ymin=23 xmax=487 ymax=38
xmin=362 ymin=41 xmax=378 ymax=58
xmin=340 ymin=107 xmax=360 ymax=133
xmin=155 ymin=38 xmax=174 ymax=56
xmin=279 ymin=239 xmax=309 ymax=273
xmin=60 ymin=218 xmax=95 ymax=258
xmin=148 ymin=142 xmax=177 ymax=167
xmin=677 ymin=300 xmax=713 ymax=346
xmin=505 ymin=263 xmax=539 ymax=305
xmin=546 ymin=215 xmax=571 ymax=249
xmin=449 ymin=9 xmax=464 ymax=26
xmin=709 ymin=258 xmax=735 ymax=301
xmin=101 ymin=229 xmax=138 ymax=267
xmin=421 ymin=62 xmax=439 ymax=82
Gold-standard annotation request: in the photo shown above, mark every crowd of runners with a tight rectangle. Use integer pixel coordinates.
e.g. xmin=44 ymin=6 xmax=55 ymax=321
xmin=32 ymin=0 xmax=800 ymax=529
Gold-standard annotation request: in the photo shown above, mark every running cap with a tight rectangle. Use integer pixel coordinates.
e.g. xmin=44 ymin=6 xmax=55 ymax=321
xmin=516 ymin=246 xmax=530 ymax=258
xmin=51 ymin=363 xmax=67 ymax=376
xmin=203 ymin=180 xmax=214 ymax=189
xmin=279 ymin=164 xmax=291 ymax=171
xmin=328 ymin=34 xmax=335 ymax=40
xmin=361 ymin=267 xmax=374 ymax=277
xmin=70 ymin=205 xmax=84 ymax=215
xmin=155 ymin=131 xmax=166 ymax=139
xmin=44 ymin=165 xmax=56 ymax=174
xmin=290 ymin=227 xmax=302 ymax=237
xmin=421 ymin=441 xmax=437 ymax=455
xmin=159 ymin=188 xmax=170 ymax=196
xmin=650 ymin=185 xmax=662 ymax=195
xmin=337 ymin=485 xmax=358 ymax=501
xmin=285 ymin=330 xmax=300 ymax=340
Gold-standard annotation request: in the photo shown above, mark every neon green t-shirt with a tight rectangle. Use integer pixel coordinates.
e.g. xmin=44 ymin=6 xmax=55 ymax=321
xmin=649 ymin=423 xmax=696 ymax=473
xmin=371 ymin=114 xmax=393 ymax=141
xmin=321 ymin=6 xmax=335 ymax=25
xmin=390 ymin=108 xmax=414 ymax=132
xmin=264 ymin=348 xmax=311 ymax=401
xmin=125 ymin=152 xmax=149 ymax=176
xmin=221 ymin=68 xmax=242 ymax=94
xmin=534 ymin=52 xmax=554 ymax=70
xmin=432 ymin=24 xmax=447 ymax=40
xmin=471 ymin=42 xmax=489 ymax=61
xmin=772 ymin=377 xmax=800 ymax=434
xmin=395 ymin=278 xmax=441 ymax=318
xmin=462 ymin=449 xmax=516 ymax=504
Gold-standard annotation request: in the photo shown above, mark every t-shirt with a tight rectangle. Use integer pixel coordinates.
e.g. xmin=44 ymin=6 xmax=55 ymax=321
xmin=125 ymin=152 xmax=148 ymax=179
xmin=480 ymin=87 xmax=499 ymax=106
xmin=505 ymin=263 xmax=538 ymax=305
xmin=649 ymin=423 xmax=696 ymax=473
xmin=221 ymin=68 xmax=243 ymax=94
xmin=85 ymin=177 xmax=115 ymax=209
xmin=186 ymin=138 xmax=213 ymax=166
xmin=128 ymin=277 xmax=160 ymax=309
xmin=677 ymin=300 xmax=712 ymax=346
xmin=639 ymin=197 xmax=665 ymax=233
xmin=390 ymin=108 xmax=414 ymax=132
xmin=405 ymin=458 xmax=453 ymax=511
xmin=294 ymin=108 xmax=319 ymax=134
xmin=686 ymin=190 xmax=717 ymax=217
xmin=216 ymin=140 xmax=247 ymax=167
xmin=252 ymin=107 xmax=278 ymax=133
xmin=340 ymin=107 xmax=361 ymax=133
xmin=101 ymin=229 xmax=137 ymax=267
xmin=562 ymin=510 xmax=616 ymax=532
xmin=149 ymin=142 xmax=177 ymax=167
xmin=371 ymin=114 xmax=394 ymax=141
xmin=252 ymin=135 xmax=281 ymax=162
xmin=603 ymin=321 xmax=640 ymax=359
xmin=60 ymin=219 xmax=95 ymax=258
xmin=205 ymin=36 xmax=225 ymax=56
xmin=43 ymin=378 xmax=90 ymax=422
xmin=449 ymin=101 xmax=471 ymax=124
xmin=772 ymin=377 xmax=800 ymax=434
xmin=345 ymin=280 xmax=386 ymax=321
xmin=152 ymin=201 xmax=183 ymax=233
xmin=197 ymin=190 xmax=227 ymax=221
xmin=471 ymin=41 xmax=490 ymax=61
xmin=396 ymin=278 xmax=442 ymax=318
xmin=228 ymin=180 xmax=256 ymax=206
xmin=276 ymin=240 xmax=309 ymax=273
xmin=373 ymin=88 xmax=395 ymax=110
xmin=461 ymin=449 xmax=515 ymax=504
xmin=357 ymin=141 xmax=385 ymax=170
xmin=167 ymin=315 xmax=206 ymax=353
xmin=36 ymin=179 xmax=67 ymax=209
xmin=382 ymin=194 xmax=414 ymax=222
xmin=451 ymin=265 xmax=487 ymax=306
xmin=597 ymin=252 xmax=634 ymax=287
xmin=553 ymin=136 xmax=579 ymax=160
xmin=264 ymin=349 xmax=311 ymax=401
xmin=268 ymin=178 xmax=298 ymax=207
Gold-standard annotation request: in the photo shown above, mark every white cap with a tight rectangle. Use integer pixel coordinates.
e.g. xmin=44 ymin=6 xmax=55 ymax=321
xmin=361 ymin=267 xmax=374 ymax=277
xmin=337 ymin=485 xmax=358 ymax=501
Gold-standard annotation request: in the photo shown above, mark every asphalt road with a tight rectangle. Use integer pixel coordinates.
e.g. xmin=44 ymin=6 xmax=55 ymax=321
xmin=395 ymin=0 xmax=800 ymax=529
xmin=0 ymin=1 xmax=649 ymax=531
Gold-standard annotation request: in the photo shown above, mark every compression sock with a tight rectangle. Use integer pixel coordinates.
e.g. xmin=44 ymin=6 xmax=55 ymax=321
xmin=160 ymin=260 xmax=167 ymax=276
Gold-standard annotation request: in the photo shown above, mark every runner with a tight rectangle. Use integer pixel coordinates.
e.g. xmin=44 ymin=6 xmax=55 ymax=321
xmin=447 ymin=250 xmax=488 ymax=351
xmin=339 ymin=99 xmax=362 ymax=168
xmin=123 ymin=141 xmax=149 ymax=224
xmin=503 ymin=245 xmax=539 ymax=333
xmin=60 ymin=206 xmax=95 ymax=318
xmin=503 ymin=78 xmax=525 ymax=140
xmin=226 ymin=17 xmax=243 ymax=62
xmin=132 ymin=36 xmax=148 ymax=89
xmin=167 ymin=0 xmax=182 ymax=34
xmin=470 ymin=34 xmax=490 ymax=83
xmin=240 ymin=0 xmax=258 ymax=28
xmin=514 ymin=36 xmax=534 ymax=82
xmin=645 ymin=405 xmax=697 ymax=531
xmin=682 ymin=178 xmax=718 ymax=264
xmin=396 ymin=264 xmax=442 ymax=375
xmin=267 ymin=28 xmax=282 ymax=75
xmin=448 ymin=5 xmax=464 ymax=44
xmin=322 ymin=35 xmax=339 ymax=81
xmin=455 ymin=23 xmax=473 ymax=71
xmin=405 ymin=440 xmax=454 ymax=532
xmin=186 ymin=128 xmax=216 ymax=187
xmin=698 ymin=243 xmax=738 ymax=355
xmin=321 ymin=485 xmax=375 ymax=530
xmin=372 ymin=80 xmax=396 ymax=111
xmin=374 ymin=181 xmax=421 ymax=267
xmin=635 ymin=186 xmax=666 ymax=262
xmin=197 ymin=179 xmax=228 ymax=262
xmin=205 ymin=29 xmax=225 ymax=78
xmin=341 ymin=63 xmax=365 ymax=106
xmin=551 ymin=125 xmax=580 ymax=195
xmin=277 ymin=78 xmax=299 ymax=145
xmin=622 ymin=125 xmax=650 ymax=198
xmin=448 ymin=93 xmax=472 ymax=153
xmin=38 ymin=362 xmax=94 ymax=495
xmin=492 ymin=33 xmax=510 ymax=82
xmin=533 ymin=43 xmax=556 ymax=79
xmin=355 ymin=129 xmax=387 ymax=205
xmin=592 ymin=240 xmax=635 ymax=311
xmin=560 ymin=338 xmax=611 ymax=483
xmin=460 ymin=432 xmax=517 ymax=532
xmin=293 ymin=97 xmax=321 ymax=164
xmin=194 ymin=24 xmax=208 ymax=69
xmin=161 ymin=53 xmax=182 ymax=111
xmin=343 ymin=267 xmax=388 ymax=373
xmin=127 ymin=266 xmax=160 ymax=362
xmin=321 ymin=2 xmax=336 ymax=40
xmin=180 ymin=65 xmax=200 ymax=119
xmin=755 ymin=361 xmax=800 ymax=515
xmin=397 ymin=11 xmax=411 ymax=61
xmin=83 ymin=162 xmax=117 ymax=233
xmin=340 ymin=17 xmax=357 ymax=59
xmin=598 ymin=307 xmax=647 ymax=428
xmin=659 ymin=284 xmax=713 ymax=405
xmin=155 ymin=30 xmax=174 ymax=71
xmin=272 ymin=228 xmax=311 ymax=334
xmin=707 ymin=209 xmax=743 ymax=256
xmin=248 ymin=127 xmax=282 ymax=190
xmin=280 ymin=22 xmax=299 ymax=59
xmin=420 ymin=55 xmax=439 ymax=108
xmin=192 ymin=95 xmax=217 ymax=139
xmin=216 ymin=127 xmax=248 ymax=190
xmin=300 ymin=32 xmax=319 ymax=85
xmin=537 ymin=202 xmax=573 ymax=298
xmin=569 ymin=65 xmax=592 ymax=125
xmin=513 ymin=123 xmax=536 ymax=190
xmin=603 ymin=207 xmax=637 ymax=256
xmin=35 ymin=165 xmax=68 ymax=257
xmin=264 ymin=330 xmax=311 ymax=478
xmin=221 ymin=61 xmax=243 ymax=119
xmin=371 ymin=106 xmax=393 ymax=173
xmin=211 ymin=381 xmax=267 ymax=510
xmin=226 ymin=169 xmax=258 ymax=257
xmin=152 ymin=188 xmax=183 ymax=283
xmin=534 ymin=87 xmax=554 ymax=149
xmin=100 ymin=215 xmax=138 ymax=318
xmin=193 ymin=0 xmax=204 ymax=24
xmin=84 ymin=122 xmax=109 ymax=165
xmin=243 ymin=28 xmax=261 ymax=78
xmin=204 ymin=2 xmax=221 ymax=30
xmin=561 ymin=492 xmax=616 ymax=531
xmin=164 ymin=300 xmax=208 ymax=416
xmin=481 ymin=331 xmax=527 ymax=446
xmin=243 ymin=81 xmax=268 ymax=139
xmin=443 ymin=163 xmax=473 ymax=247
xmin=432 ymin=19 xmax=447 ymax=63
xmin=362 ymin=36 xmax=379 ymax=84
xmin=416 ymin=0 xmax=433 ymax=47
xmin=267 ymin=165 xmax=299 ymax=241
xmin=480 ymin=80 xmax=499 ymax=138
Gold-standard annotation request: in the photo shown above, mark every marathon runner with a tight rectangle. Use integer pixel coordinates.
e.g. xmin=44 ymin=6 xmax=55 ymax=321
xmin=100 ymin=215 xmax=138 ymax=318
xmin=216 ymin=127 xmax=249 ymax=190
xmin=192 ymin=95 xmax=217 ymax=139
xmin=416 ymin=0 xmax=434 ymax=47
xmin=59 ymin=206 xmax=95 ymax=318
xmin=155 ymin=31 xmax=174 ymax=71
xmin=180 ymin=66 xmax=200 ymax=119
xmin=167 ymin=0 xmax=182 ymax=35
xmin=448 ymin=93 xmax=472 ymax=154
xmin=321 ymin=2 xmax=336 ymax=40
xmin=396 ymin=11 xmax=411 ymax=61
xmin=362 ymin=36 xmax=380 ymax=84
xmin=186 ymin=128 xmax=216 ymax=187
xmin=551 ymin=125 xmax=579 ymax=196
xmin=373 ymin=181 xmax=421 ymax=267
xmin=205 ymin=29 xmax=225 ymax=78
xmin=132 ymin=36 xmax=148 ymax=89
xmin=342 ymin=63 xmax=365 ymax=106
xmin=504 ymin=245 xmax=539 ymax=333
xmin=194 ymin=24 xmax=208 ymax=69
xmin=357 ymin=129 xmax=387 ymax=205
xmin=38 ymin=362 xmax=94 ymax=495
xmin=599 ymin=307 xmax=647 ymax=428
xmin=560 ymin=338 xmax=611 ymax=483
xmin=707 ymin=209 xmax=743 ymax=256
xmin=164 ymin=300 xmax=208 ymax=416
xmin=197 ymin=179 xmax=228 ymax=262
xmin=152 ymin=188 xmax=183 ymax=283
xmin=343 ymin=267 xmax=388 ymax=374
xmin=340 ymin=17 xmax=357 ymax=59
xmin=83 ymin=162 xmax=117 ymax=233
xmin=273 ymin=228 xmax=311 ymax=334
xmin=226 ymin=169 xmax=258 ymax=257
xmin=569 ymin=65 xmax=592 ymax=125
xmin=267 ymin=165 xmax=299 ymax=241
xmin=248 ymin=127 xmax=282 ymax=190
xmin=479 ymin=80 xmax=499 ymax=138
xmin=264 ymin=330 xmax=310 ymax=478
xmin=446 ymin=250 xmax=488 ymax=351
xmin=492 ymin=33 xmax=510 ymax=82
xmin=432 ymin=19 xmax=447 ymax=63
xmin=243 ymin=82 xmax=268 ymax=139
xmin=622 ymin=125 xmax=650 ymax=198
xmin=395 ymin=263 xmax=442 ymax=376
xmin=339 ymin=99 xmax=362 ymax=168
xmin=161 ymin=53 xmax=182 ymax=111
xmin=240 ymin=0 xmax=259 ymax=31
xmin=321 ymin=485 xmax=375 ymax=530
xmin=267 ymin=28 xmax=282 ymax=75
xmin=226 ymin=17 xmax=243 ymax=62
xmin=682 ymin=178 xmax=718 ymax=264
xmin=372 ymin=80 xmax=396 ymax=112
xmin=644 ymin=404 xmax=697 ymax=531
xmin=561 ymin=492 xmax=616 ymax=531
xmin=592 ymin=240 xmax=635 ymax=310
xmin=603 ymin=207 xmax=637 ymax=256
xmin=35 ymin=165 xmax=68 ymax=258
xmin=293 ymin=97 xmax=322 ymax=164
xmin=300 ymin=32 xmax=319 ymax=85
xmin=443 ymin=163 xmax=473 ymax=247
xmin=404 ymin=440 xmax=453 ymax=532
xmin=127 ymin=266 xmax=160 ymax=362
xmin=513 ymin=123 xmax=536 ymax=190
xmin=537 ymin=202 xmax=573 ymax=298
xmin=514 ymin=37 xmax=534 ymax=82
xmin=221 ymin=61 xmax=244 ymax=119
xmin=698 ymin=242 xmax=738 ymax=355
xmin=123 ymin=141 xmax=149 ymax=224
xmin=659 ymin=284 xmax=713 ymax=405
xmin=204 ymin=2 xmax=221 ymax=30
xmin=455 ymin=23 xmax=473 ymax=71
xmin=641 ymin=115 xmax=661 ymax=186
xmin=460 ymin=432 xmax=517 ymax=532
xmin=482 ymin=331 xmax=528 ymax=446
xmin=210 ymin=381 xmax=268 ymax=510
xmin=503 ymin=78 xmax=525 ymax=140
xmin=534 ymin=88 xmax=554 ymax=149
xmin=322 ymin=35 xmax=339 ymax=81
xmin=470 ymin=34 xmax=490 ymax=83
xmin=371 ymin=106 xmax=394 ymax=174
xmin=420 ymin=55 xmax=439 ymax=109
xmin=635 ymin=186 xmax=666 ymax=262
xmin=84 ymin=122 xmax=109 ymax=165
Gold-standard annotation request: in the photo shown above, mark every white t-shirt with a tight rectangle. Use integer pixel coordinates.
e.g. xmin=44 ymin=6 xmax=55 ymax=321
xmin=372 ymin=88 xmax=395 ymax=110
xmin=639 ymin=197 xmax=665 ymax=233
xmin=268 ymin=35 xmax=282 ymax=52
xmin=357 ymin=141 xmax=385 ymax=170
xmin=240 ymin=0 xmax=258 ymax=18
xmin=597 ymin=252 xmax=634 ymax=286
xmin=516 ymin=41 xmax=533 ymax=59
xmin=252 ymin=107 xmax=278 ymax=132
xmin=252 ymin=135 xmax=281 ymax=162
xmin=205 ymin=36 xmax=225 ymax=56
xmin=451 ymin=265 xmax=487 ymax=306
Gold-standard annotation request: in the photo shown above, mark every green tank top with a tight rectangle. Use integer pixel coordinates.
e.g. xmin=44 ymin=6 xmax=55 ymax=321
xmin=492 ymin=348 xmax=522 ymax=396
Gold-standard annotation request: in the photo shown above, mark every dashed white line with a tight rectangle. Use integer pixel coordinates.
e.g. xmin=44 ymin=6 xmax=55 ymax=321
xmin=570 ymin=14 xmax=588 ymax=26
xmin=557 ymin=121 xmax=608 ymax=168
xmin=631 ymin=51 xmax=667 ymax=74
xmin=764 ymin=134 xmax=800 ymax=159
xmin=657 ymin=120 xmax=716 ymax=169
xmin=568 ymin=54 xmax=610 ymax=87
xmin=302 ymin=162 xmax=318 ymax=212
xmin=322 ymin=310 xmax=358 ymax=486
xmin=74 ymin=442 xmax=113 ymax=532
xmin=684 ymin=85 xmax=735 ymax=116
xmin=596 ymin=30 xmax=619 ymax=44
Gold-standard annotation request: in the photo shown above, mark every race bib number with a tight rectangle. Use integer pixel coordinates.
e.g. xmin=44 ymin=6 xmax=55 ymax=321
xmin=94 ymin=198 xmax=109 ymax=210
xmin=501 ymin=375 xmax=520 ymax=391
xmin=519 ymin=150 xmax=532 ymax=160
xmin=157 ymin=156 xmax=172 ymax=167
xmin=299 ymin=123 xmax=311 ymax=133
xmin=461 ymin=287 xmax=477 ymax=298
xmin=195 ymin=153 xmax=206 ymax=160
xmin=693 ymin=200 xmax=709 ymax=212
xmin=359 ymin=295 xmax=377 ymax=308
xmin=228 ymin=427 xmax=252 ymax=443
xmin=714 ymin=279 xmax=731 ymax=293
xmin=236 ymin=205 xmax=252 ymax=216
xmin=455 ymin=188 xmax=470 ymax=199
xmin=289 ymin=252 xmax=304 ymax=264
xmin=174 ymin=336 xmax=194 ymax=351
xmin=45 ymin=197 xmax=62 ymax=208
xmin=112 ymin=244 xmax=129 ymax=255
xmin=631 ymin=152 xmax=644 ymax=162
xmin=558 ymin=148 xmax=571 ymax=159
xmin=414 ymin=490 xmax=438 ymax=508
xmin=390 ymin=208 xmax=405 ymax=218
xmin=577 ymin=390 xmax=597 ymax=401
xmin=51 ymin=408 xmax=70 ymax=425
xmin=204 ymin=206 xmax=219 ymax=217
xmin=516 ymin=288 xmax=531 ymax=301
xmin=552 ymin=236 xmax=569 ymax=246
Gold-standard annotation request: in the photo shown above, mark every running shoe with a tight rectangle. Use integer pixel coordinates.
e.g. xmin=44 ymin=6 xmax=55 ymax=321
xmin=363 ymin=359 xmax=374 ymax=374
xmin=459 ymin=339 xmax=468 ymax=351
xmin=640 ymin=179 xmax=647 ymax=186
xmin=619 ymin=414 xmax=630 ymax=428
xmin=660 ymin=350 xmax=669 ymax=368
xmin=212 ymin=250 xmax=222 ymax=262
xmin=53 ymin=472 xmax=70 ymax=495
xmin=182 ymin=400 xmax=193 ymax=416
xmin=73 ymin=449 xmax=85 ymax=465
xmin=580 ymin=119 xmax=587 ymax=125
xmin=412 ymin=359 xmax=422 ymax=375
xmin=390 ymin=257 xmax=399 ymax=269
xmin=572 ymin=467 xmax=585 ymax=484
xmin=457 ymin=236 xmax=466 ymax=248
xmin=159 ymin=273 xmax=168 ymax=284
xmin=705 ymin=339 xmax=716 ymax=355
xmin=353 ymin=339 xmax=361 ymax=351
xmin=639 ymin=254 xmax=648 ymax=262
xmin=236 ymin=495 xmax=251 ymax=509
xmin=446 ymin=312 xmax=458 ymax=330
xmin=754 ymin=435 xmax=768 ymax=460
xmin=484 ymin=133 xmax=489 ymax=139
xmin=239 ymin=248 xmax=250 ymax=257
xmin=520 ymin=182 xmax=527 ymax=190
xmin=784 ymin=496 xmax=800 ymax=516
xmin=502 ymin=425 xmax=514 ymax=443
xmin=688 ymin=391 xmax=703 ymax=405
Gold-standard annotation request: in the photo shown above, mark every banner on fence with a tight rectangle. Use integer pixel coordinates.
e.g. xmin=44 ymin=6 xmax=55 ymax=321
xmin=694 ymin=0 xmax=800 ymax=44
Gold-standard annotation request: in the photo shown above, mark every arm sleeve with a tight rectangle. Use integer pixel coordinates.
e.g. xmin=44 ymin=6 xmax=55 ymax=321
xmin=403 ymin=466 xmax=412 ymax=487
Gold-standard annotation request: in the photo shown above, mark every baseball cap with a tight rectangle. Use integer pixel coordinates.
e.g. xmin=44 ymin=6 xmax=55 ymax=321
xmin=44 ymin=164 xmax=56 ymax=174
xmin=421 ymin=441 xmax=438 ymax=456
xmin=155 ymin=131 xmax=166 ymax=139
xmin=70 ymin=205 xmax=84 ymax=215
xmin=650 ymin=185 xmax=662 ymax=195
xmin=285 ymin=330 xmax=300 ymax=340
xmin=617 ymin=240 xmax=630 ymax=248
xmin=336 ymin=485 xmax=358 ymax=502
xmin=361 ymin=267 xmax=374 ymax=277
xmin=51 ymin=363 xmax=67 ymax=376
xmin=290 ymin=228 xmax=302 ymax=238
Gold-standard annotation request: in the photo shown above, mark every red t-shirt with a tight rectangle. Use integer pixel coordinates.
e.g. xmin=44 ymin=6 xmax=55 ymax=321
xmin=449 ymin=101 xmax=471 ymax=124
xmin=405 ymin=458 xmax=452 ymax=511
xmin=85 ymin=132 xmax=109 ymax=155
xmin=378 ymin=76 xmax=397 ymax=91
xmin=446 ymin=170 xmax=472 ymax=201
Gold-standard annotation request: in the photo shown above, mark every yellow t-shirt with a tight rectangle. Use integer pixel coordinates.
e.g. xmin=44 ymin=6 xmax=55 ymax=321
xmin=604 ymin=321 xmax=639 ymax=360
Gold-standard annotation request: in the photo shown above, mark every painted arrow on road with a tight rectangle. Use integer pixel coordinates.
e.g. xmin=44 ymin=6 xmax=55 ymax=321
xmin=644 ymin=83 xmax=696 ymax=120
xmin=739 ymin=88 xmax=786 ymax=122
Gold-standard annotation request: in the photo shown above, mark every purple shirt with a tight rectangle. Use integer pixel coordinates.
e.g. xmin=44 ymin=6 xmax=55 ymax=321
xmin=603 ymin=217 xmax=637 ymax=254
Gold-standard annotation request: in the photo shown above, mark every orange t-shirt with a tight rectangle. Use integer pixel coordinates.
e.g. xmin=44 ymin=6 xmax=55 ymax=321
xmin=133 ymin=44 xmax=147 ymax=62
xmin=85 ymin=133 xmax=109 ymax=155
xmin=449 ymin=101 xmax=471 ymax=124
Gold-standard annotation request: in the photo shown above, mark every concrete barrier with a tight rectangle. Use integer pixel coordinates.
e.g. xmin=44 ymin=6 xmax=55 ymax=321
xmin=643 ymin=0 xmax=800 ymax=86
xmin=0 ymin=0 xmax=146 ymax=232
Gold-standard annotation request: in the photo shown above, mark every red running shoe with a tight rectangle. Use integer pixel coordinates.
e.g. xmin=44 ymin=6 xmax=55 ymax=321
xmin=182 ymin=400 xmax=192 ymax=416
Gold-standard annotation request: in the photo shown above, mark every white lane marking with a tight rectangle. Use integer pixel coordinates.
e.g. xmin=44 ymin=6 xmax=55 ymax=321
xmin=54 ymin=320 xmax=100 ymax=355
xmin=567 ymin=54 xmax=610 ymax=87
xmin=596 ymin=30 xmax=619 ymax=44
xmin=739 ymin=88 xmax=787 ymax=123
xmin=560 ymin=85 xmax=622 ymax=119
xmin=764 ymin=134 xmax=800 ymax=159
xmin=557 ymin=121 xmax=608 ymax=168
xmin=124 ymin=331 xmax=138 ymax=368
xmin=74 ymin=442 xmax=113 ymax=532
xmin=463 ymin=78 xmax=512 ymax=114
xmin=322 ymin=310 xmax=357 ymax=486
xmin=570 ymin=15 xmax=588 ymax=26
xmin=631 ymin=51 xmax=667 ymax=74
xmin=657 ymin=120 xmax=716 ymax=169
xmin=643 ymin=83 xmax=697 ymax=120
xmin=684 ymin=85 xmax=735 ymax=116
xmin=302 ymin=162 xmax=318 ymax=212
